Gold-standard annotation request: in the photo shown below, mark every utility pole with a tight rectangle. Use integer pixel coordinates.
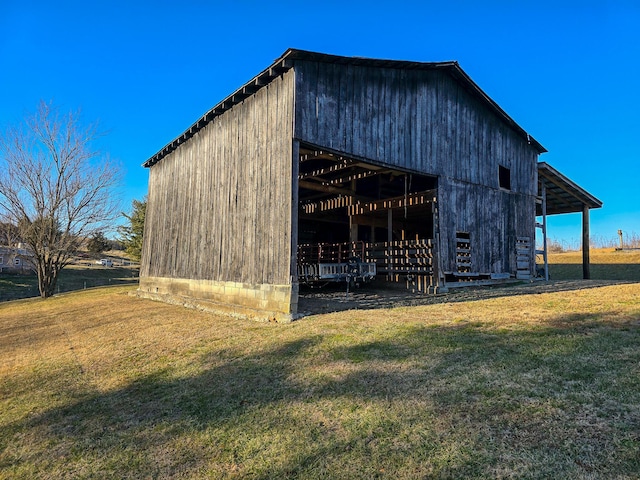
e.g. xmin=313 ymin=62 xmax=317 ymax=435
xmin=618 ymin=229 xmax=624 ymax=250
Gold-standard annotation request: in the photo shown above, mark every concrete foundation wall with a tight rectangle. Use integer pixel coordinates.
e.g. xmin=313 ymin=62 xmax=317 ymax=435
xmin=138 ymin=276 xmax=298 ymax=323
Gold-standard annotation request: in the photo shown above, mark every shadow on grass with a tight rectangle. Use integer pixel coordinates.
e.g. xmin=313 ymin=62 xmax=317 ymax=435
xmin=297 ymin=278 xmax=640 ymax=316
xmin=549 ymin=263 xmax=640 ymax=281
xmin=2 ymin=313 xmax=639 ymax=478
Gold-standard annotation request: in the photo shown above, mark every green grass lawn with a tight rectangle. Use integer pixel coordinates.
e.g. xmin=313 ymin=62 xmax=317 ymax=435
xmin=0 ymin=264 xmax=138 ymax=301
xmin=1 ymin=284 xmax=639 ymax=479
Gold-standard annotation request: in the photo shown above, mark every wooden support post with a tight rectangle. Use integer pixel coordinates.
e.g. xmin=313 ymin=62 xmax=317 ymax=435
xmin=387 ymin=208 xmax=393 ymax=281
xmin=349 ymin=179 xmax=358 ymax=243
xmin=431 ymin=200 xmax=441 ymax=292
xmin=541 ymin=182 xmax=549 ymax=281
xmin=403 ymin=174 xmax=408 ymax=241
xmin=582 ymin=204 xmax=590 ymax=280
xmin=291 ymin=140 xmax=300 ymax=281
xmin=350 ymin=221 xmax=358 ymax=243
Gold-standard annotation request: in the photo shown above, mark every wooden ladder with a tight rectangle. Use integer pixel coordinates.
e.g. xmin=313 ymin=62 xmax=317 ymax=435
xmin=516 ymin=237 xmax=532 ymax=280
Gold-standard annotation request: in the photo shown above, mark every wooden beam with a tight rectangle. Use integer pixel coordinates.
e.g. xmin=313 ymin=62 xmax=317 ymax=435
xmin=270 ymin=60 xmax=290 ymax=75
xmin=543 ymin=184 xmax=569 ymax=205
xmin=242 ymin=85 xmax=260 ymax=95
xmin=540 ymin=176 xmax=588 ymax=207
xmin=254 ymin=75 xmax=268 ymax=87
xmin=348 ymin=189 xmax=437 ymax=216
xmin=298 ymin=159 xmax=355 ymax=180
xmin=231 ymin=93 xmax=248 ymax=103
xmin=298 ymin=180 xmax=354 ymax=196
xmin=323 ymin=169 xmax=380 ymax=186
xmin=301 ymin=195 xmax=354 ymax=214
xmin=539 ymin=163 xmax=601 ymax=208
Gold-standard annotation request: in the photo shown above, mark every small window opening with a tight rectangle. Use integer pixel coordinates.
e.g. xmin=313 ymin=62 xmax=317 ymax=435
xmin=14 ymin=258 xmax=21 ymax=266
xmin=499 ymin=165 xmax=511 ymax=190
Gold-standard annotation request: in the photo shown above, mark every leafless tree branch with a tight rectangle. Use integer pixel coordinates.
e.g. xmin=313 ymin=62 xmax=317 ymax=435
xmin=0 ymin=101 xmax=122 ymax=297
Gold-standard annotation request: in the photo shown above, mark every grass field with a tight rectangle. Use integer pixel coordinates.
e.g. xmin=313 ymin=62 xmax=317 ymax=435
xmin=548 ymin=248 xmax=640 ymax=281
xmin=0 ymin=248 xmax=637 ymax=303
xmin=0 ymin=264 xmax=139 ymax=301
xmin=1 ymin=280 xmax=639 ymax=478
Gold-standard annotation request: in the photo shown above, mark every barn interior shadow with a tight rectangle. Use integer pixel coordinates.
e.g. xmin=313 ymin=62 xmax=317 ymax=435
xmin=4 ymin=312 xmax=639 ymax=477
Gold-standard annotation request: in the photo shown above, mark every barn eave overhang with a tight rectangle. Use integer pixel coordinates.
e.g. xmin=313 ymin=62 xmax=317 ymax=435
xmin=143 ymin=48 xmax=546 ymax=168
xmin=537 ymin=162 xmax=602 ymax=215
xmin=142 ymin=55 xmax=294 ymax=168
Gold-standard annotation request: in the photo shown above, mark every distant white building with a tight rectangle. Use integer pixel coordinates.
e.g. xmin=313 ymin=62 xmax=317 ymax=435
xmin=0 ymin=245 xmax=35 ymax=273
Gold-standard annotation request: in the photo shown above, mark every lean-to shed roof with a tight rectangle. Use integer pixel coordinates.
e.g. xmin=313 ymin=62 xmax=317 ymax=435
xmin=537 ymin=162 xmax=603 ymax=215
xmin=143 ymin=48 xmax=546 ymax=168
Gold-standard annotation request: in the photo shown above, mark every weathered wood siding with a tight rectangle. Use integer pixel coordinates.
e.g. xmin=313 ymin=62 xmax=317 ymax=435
xmin=294 ymin=60 xmax=539 ymax=275
xmin=437 ymin=181 xmax=535 ymax=274
xmin=141 ymin=70 xmax=295 ymax=285
xmin=294 ymin=61 xmax=538 ymax=194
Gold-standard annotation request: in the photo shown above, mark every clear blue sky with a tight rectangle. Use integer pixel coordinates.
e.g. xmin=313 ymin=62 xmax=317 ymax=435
xmin=1 ymin=1 xmax=638 ymax=246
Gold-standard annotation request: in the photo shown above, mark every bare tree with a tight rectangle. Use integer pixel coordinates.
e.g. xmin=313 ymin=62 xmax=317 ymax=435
xmin=0 ymin=217 xmax=21 ymax=247
xmin=0 ymin=101 xmax=121 ymax=297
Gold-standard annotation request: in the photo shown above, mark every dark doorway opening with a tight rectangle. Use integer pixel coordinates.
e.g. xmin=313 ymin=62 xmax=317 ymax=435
xmin=296 ymin=142 xmax=439 ymax=293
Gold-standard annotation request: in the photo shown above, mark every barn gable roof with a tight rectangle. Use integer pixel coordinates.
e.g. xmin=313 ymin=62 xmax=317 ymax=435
xmin=143 ymin=48 xmax=546 ymax=168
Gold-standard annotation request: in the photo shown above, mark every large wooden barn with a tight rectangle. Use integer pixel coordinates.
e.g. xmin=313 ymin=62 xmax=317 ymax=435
xmin=139 ymin=49 xmax=601 ymax=321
